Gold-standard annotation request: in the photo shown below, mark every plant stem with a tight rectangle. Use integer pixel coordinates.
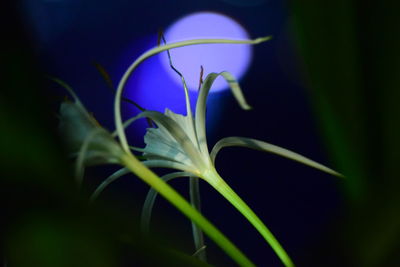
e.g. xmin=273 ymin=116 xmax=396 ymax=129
xmin=204 ymin=169 xmax=295 ymax=267
xmin=120 ymin=153 xmax=255 ymax=267
xmin=189 ymin=176 xmax=207 ymax=261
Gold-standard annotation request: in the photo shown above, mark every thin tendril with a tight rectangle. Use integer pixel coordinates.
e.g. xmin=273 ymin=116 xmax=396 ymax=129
xmin=158 ymin=30 xmax=193 ymax=118
xmin=198 ymin=65 xmax=204 ymax=91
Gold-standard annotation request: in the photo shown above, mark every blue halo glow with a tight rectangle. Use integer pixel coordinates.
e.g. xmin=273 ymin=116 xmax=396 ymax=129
xmin=160 ymin=12 xmax=252 ymax=92
xmin=120 ymin=13 xmax=252 ymax=138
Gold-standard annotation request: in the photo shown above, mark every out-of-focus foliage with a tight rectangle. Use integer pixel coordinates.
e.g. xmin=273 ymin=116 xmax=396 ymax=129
xmin=291 ymin=1 xmax=400 ymax=266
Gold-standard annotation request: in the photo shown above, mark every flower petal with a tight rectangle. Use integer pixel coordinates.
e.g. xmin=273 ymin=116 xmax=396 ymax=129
xmin=210 ymin=136 xmax=343 ymax=177
xmin=59 ymin=101 xmax=101 ymax=151
xmin=164 ymin=109 xmax=198 ymax=146
xmin=114 ymin=37 xmax=272 ymax=153
xmin=118 ymin=110 xmax=206 ymax=172
xmin=141 ymin=171 xmax=191 ymax=233
xmin=59 ymin=99 xmax=124 ymax=187
xmin=90 ymin=167 xmax=131 ymax=202
xmin=75 ymin=128 xmax=104 ymax=186
xmin=195 ymin=72 xmax=251 ymax=161
xmin=219 ymin=72 xmax=252 ymax=110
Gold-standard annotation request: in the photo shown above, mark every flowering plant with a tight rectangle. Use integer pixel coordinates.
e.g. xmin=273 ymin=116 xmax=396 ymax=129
xmin=56 ymin=36 xmax=342 ymax=267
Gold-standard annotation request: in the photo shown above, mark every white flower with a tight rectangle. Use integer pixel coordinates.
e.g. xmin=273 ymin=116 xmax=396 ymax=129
xmin=56 ymin=37 xmax=310 ymax=267
xmin=130 ymin=71 xmax=342 ymax=181
xmin=53 ymin=77 xmax=125 ymax=186
xmin=106 ymin=36 xmax=342 ymax=267
xmin=117 ymin=70 xmax=341 ymax=267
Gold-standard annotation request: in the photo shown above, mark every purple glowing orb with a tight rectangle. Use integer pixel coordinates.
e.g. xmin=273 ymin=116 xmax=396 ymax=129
xmin=160 ymin=12 xmax=252 ymax=92
xmin=120 ymin=12 xmax=252 ymax=137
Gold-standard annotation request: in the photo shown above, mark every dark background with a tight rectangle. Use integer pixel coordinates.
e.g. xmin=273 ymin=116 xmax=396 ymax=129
xmin=2 ymin=0 xmax=399 ymax=266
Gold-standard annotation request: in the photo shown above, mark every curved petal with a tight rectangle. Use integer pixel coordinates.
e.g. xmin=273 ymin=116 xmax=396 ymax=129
xmin=219 ymin=72 xmax=252 ymax=110
xmin=89 ymin=163 xmax=195 ymax=204
xmin=59 ymin=101 xmax=102 ymax=151
xmin=114 ymin=37 xmax=272 ymax=154
xmin=211 ymin=136 xmax=343 ymax=177
xmin=195 ymin=71 xmax=252 ymax=161
xmin=75 ymin=128 xmax=105 ymax=187
xmin=90 ymin=167 xmax=131 ymax=202
xmin=141 ymin=171 xmax=191 ymax=233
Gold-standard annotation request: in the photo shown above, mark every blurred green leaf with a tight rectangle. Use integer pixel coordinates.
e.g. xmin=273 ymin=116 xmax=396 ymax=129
xmin=291 ymin=1 xmax=400 ymax=266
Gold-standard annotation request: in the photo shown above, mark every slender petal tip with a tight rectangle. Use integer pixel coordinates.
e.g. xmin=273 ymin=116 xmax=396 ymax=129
xmin=254 ymin=36 xmax=273 ymax=44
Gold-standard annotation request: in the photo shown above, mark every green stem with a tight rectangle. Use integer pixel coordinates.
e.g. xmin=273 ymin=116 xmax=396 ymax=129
xmin=189 ymin=177 xmax=207 ymax=262
xmin=204 ymin=169 xmax=295 ymax=267
xmin=120 ymin=153 xmax=255 ymax=267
